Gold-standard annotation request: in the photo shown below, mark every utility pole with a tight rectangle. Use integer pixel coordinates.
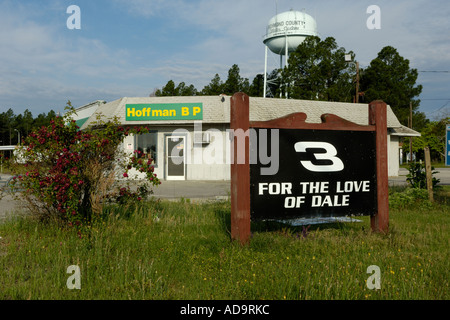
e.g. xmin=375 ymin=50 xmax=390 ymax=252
xmin=345 ymin=54 xmax=359 ymax=103
xmin=14 ymin=129 xmax=20 ymax=145
xmin=424 ymin=146 xmax=434 ymax=202
xmin=355 ymin=61 xmax=360 ymax=103
xmin=409 ymin=102 xmax=413 ymax=162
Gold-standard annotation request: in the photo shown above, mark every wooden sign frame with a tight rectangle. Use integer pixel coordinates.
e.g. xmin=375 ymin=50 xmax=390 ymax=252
xmin=230 ymin=92 xmax=389 ymax=245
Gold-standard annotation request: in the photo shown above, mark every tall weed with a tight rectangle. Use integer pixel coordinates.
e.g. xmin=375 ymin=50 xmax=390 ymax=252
xmin=389 ymin=187 xmax=433 ymax=210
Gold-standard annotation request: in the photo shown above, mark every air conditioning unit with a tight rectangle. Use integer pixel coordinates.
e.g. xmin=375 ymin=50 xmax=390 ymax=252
xmin=194 ymin=132 xmax=211 ymax=144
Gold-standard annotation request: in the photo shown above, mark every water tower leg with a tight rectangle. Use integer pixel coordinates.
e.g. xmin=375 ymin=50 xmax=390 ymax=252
xmin=285 ymin=34 xmax=288 ymax=68
xmin=285 ymin=34 xmax=289 ymax=99
xmin=279 ymin=55 xmax=282 ymax=98
xmin=263 ymin=46 xmax=268 ymax=98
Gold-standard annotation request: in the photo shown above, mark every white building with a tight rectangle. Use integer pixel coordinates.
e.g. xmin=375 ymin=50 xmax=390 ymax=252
xmin=73 ymin=96 xmax=420 ymax=180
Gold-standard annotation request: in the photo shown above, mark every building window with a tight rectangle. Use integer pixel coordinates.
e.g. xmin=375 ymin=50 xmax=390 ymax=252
xmin=136 ymin=131 xmax=158 ymax=166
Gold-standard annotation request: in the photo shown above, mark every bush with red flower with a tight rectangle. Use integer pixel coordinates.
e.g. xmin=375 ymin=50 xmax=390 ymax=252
xmin=10 ymin=102 xmax=160 ymax=231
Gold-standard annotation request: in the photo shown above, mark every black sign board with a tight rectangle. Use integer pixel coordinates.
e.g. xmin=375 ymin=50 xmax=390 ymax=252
xmin=250 ymin=129 xmax=377 ymax=220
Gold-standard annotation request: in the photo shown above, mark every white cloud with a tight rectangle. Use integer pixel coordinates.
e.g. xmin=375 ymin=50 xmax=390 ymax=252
xmin=0 ymin=0 xmax=449 ymax=117
xmin=0 ymin=4 xmax=139 ymax=112
xmin=112 ymin=0 xmax=183 ymax=18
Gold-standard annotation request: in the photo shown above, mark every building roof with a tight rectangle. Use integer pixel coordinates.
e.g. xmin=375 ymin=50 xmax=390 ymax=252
xmin=77 ymin=96 xmax=420 ymax=136
xmin=390 ymin=125 xmax=421 ymax=137
xmin=71 ymin=100 xmax=107 ymax=129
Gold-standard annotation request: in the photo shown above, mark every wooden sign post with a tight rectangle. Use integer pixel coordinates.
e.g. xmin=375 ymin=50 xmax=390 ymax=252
xmin=230 ymin=93 xmax=251 ymax=245
xmin=369 ymin=100 xmax=389 ymax=233
xmin=424 ymin=146 xmax=434 ymax=203
xmin=230 ymin=93 xmax=389 ymax=245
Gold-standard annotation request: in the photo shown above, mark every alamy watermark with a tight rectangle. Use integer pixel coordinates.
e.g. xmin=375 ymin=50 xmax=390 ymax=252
xmin=366 ymin=5 xmax=381 ymax=30
xmin=366 ymin=265 xmax=381 ymax=290
xmin=169 ymin=123 xmax=281 ymax=175
xmin=66 ymin=265 xmax=81 ymax=289
xmin=66 ymin=5 xmax=81 ymax=30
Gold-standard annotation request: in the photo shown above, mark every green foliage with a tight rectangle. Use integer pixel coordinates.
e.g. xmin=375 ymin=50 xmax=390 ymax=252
xmin=222 ymin=64 xmax=250 ymax=95
xmin=201 ymin=64 xmax=250 ymax=96
xmin=248 ymin=74 xmax=265 ymax=97
xmin=389 ymin=187 xmax=432 ymax=210
xmin=156 ymin=64 xmax=258 ymax=97
xmin=155 ymin=80 xmax=198 ymax=96
xmin=201 ymin=73 xmax=224 ymax=95
xmin=9 ymin=102 xmax=160 ymax=233
xmin=0 ymin=107 xmax=57 ymax=147
xmin=282 ymin=36 xmax=355 ymax=102
xmin=263 ymin=69 xmax=283 ymax=98
xmin=411 ymin=118 xmax=449 ymax=162
xmin=406 ymin=162 xmax=440 ymax=189
xmin=360 ymin=46 xmax=422 ymax=126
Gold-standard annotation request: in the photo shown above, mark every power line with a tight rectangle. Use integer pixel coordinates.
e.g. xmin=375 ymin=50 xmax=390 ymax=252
xmin=418 ymin=70 xmax=450 ymax=73
xmin=428 ymin=100 xmax=450 ymax=115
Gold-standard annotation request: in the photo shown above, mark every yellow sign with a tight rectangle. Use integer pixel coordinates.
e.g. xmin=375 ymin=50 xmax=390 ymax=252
xmin=126 ymin=103 xmax=203 ymax=121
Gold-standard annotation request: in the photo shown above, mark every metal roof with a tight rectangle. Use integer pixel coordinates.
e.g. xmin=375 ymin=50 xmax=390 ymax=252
xmin=78 ymin=96 xmax=420 ymax=137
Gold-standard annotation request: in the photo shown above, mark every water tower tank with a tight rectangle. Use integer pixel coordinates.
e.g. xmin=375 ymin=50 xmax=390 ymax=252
xmin=263 ymin=9 xmax=318 ymax=55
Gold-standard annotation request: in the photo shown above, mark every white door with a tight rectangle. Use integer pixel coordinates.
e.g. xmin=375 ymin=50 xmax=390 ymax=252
xmin=165 ymin=136 xmax=186 ymax=180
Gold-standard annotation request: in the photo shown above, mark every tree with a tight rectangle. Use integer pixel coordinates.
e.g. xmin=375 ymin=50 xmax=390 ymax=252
xmin=223 ymin=64 xmax=250 ymax=95
xmin=201 ymin=73 xmax=224 ymax=95
xmin=282 ymin=36 xmax=355 ymax=102
xmin=175 ymin=82 xmax=198 ymax=96
xmin=265 ymin=69 xmax=283 ymax=98
xmin=22 ymin=109 xmax=34 ymax=137
xmin=411 ymin=117 xmax=449 ymax=162
xmin=411 ymin=111 xmax=430 ymax=133
xmin=0 ymin=108 xmax=15 ymax=145
xmin=360 ymin=46 xmax=422 ymax=126
xmin=12 ymin=114 xmax=23 ymax=144
xmin=155 ymin=80 xmax=176 ymax=96
xmin=249 ymin=74 xmax=265 ymax=97
xmin=155 ymin=80 xmax=198 ymax=96
xmin=33 ymin=112 xmax=53 ymax=130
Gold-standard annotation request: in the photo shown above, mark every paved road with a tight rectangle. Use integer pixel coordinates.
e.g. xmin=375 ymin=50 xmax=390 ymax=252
xmin=389 ymin=167 xmax=450 ymax=186
xmin=1 ymin=167 xmax=449 ymax=220
xmin=0 ymin=175 xmax=232 ymax=221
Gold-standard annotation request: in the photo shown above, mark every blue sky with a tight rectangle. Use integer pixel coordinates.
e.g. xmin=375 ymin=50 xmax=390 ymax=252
xmin=1 ymin=0 xmax=449 ymax=120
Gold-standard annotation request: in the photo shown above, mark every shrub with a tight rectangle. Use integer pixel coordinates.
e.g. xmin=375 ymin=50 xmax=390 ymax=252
xmin=389 ymin=187 xmax=432 ymax=209
xmin=10 ymin=102 xmax=160 ymax=233
xmin=406 ymin=161 xmax=440 ymax=189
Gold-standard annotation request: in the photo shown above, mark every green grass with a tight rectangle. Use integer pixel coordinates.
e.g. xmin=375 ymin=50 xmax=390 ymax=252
xmin=0 ymin=188 xmax=449 ymax=300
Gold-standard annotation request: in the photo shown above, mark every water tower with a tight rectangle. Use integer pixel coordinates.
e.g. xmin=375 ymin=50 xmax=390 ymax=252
xmin=263 ymin=9 xmax=318 ymax=98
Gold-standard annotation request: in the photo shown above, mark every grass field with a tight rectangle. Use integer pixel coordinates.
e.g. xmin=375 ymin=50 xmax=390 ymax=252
xmin=0 ymin=187 xmax=448 ymax=300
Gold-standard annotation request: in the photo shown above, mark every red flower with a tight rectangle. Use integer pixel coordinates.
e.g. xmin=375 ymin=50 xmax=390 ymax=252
xmin=123 ymin=172 xmax=128 ymax=178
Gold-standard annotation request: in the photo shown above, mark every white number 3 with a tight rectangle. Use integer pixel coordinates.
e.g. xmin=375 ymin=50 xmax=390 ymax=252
xmin=294 ymin=142 xmax=344 ymax=172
